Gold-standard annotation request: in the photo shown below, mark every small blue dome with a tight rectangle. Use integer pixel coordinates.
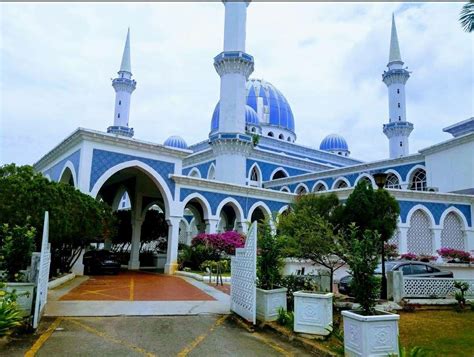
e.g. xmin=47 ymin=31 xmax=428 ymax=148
xmin=320 ymin=134 xmax=349 ymax=151
xmin=164 ymin=135 xmax=188 ymax=149
xmin=211 ymin=104 xmax=260 ymax=132
xmin=210 ymin=79 xmax=294 ymax=133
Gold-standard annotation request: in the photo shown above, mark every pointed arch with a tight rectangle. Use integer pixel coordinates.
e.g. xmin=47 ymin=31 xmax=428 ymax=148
xmin=111 ymin=185 xmax=132 ymax=211
xmin=406 ymin=164 xmax=427 ymax=191
xmin=89 ymin=160 xmax=173 ymax=218
xmin=247 ymin=201 xmax=272 ymax=222
xmin=59 ymin=161 xmax=77 ymax=187
xmin=439 ymin=206 xmax=469 ymax=229
xmin=270 ymin=168 xmax=289 ymax=181
xmin=180 ymin=192 xmax=212 ymax=221
xmin=207 ymin=163 xmax=216 ymax=180
xmin=215 ymin=197 xmax=244 ymax=223
xmin=248 ymin=163 xmax=262 ymax=187
xmin=384 ymin=169 xmax=402 ymax=189
xmin=280 ymin=186 xmax=290 ymax=193
xmin=188 ymin=168 xmax=201 ymax=178
xmin=312 ymin=180 xmax=328 ymax=192
xmin=294 ymin=183 xmax=309 ymax=195
xmin=406 ymin=206 xmax=434 ymax=255
xmin=332 ymin=177 xmax=350 ymax=190
xmin=440 ymin=209 xmax=466 ymax=251
xmin=354 ymin=173 xmax=375 ymax=188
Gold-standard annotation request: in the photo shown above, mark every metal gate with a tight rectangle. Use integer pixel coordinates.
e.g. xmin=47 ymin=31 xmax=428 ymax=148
xmin=33 ymin=211 xmax=51 ymax=329
xmin=230 ymin=222 xmax=257 ymax=324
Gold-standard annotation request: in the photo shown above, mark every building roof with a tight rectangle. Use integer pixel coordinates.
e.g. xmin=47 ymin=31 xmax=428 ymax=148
xmin=119 ymin=28 xmax=131 ymax=73
xmin=389 ymin=14 xmax=402 ymax=63
xmin=320 ymin=134 xmax=349 ymax=152
xmin=164 ymin=135 xmax=188 ymax=149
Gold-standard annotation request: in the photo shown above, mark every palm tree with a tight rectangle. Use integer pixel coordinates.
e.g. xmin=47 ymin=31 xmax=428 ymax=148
xmin=459 ymin=1 xmax=474 ymax=32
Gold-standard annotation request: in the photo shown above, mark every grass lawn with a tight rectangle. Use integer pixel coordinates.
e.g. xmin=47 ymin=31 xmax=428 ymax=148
xmin=398 ymin=309 xmax=474 ymax=356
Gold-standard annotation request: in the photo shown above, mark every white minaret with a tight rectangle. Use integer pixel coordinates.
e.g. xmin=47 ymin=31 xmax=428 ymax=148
xmin=210 ymin=1 xmax=254 ymax=185
xmin=107 ymin=29 xmax=136 ymax=138
xmin=382 ymin=15 xmax=413 ymax=158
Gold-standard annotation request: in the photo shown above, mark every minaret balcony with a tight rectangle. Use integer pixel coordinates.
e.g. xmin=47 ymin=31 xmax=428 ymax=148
xmin=382 ymin=68 xmax=410 ymax=86
xmin=112 ymin=77 xmax=137 ymax=92
xmin=214 ymin=51 xmax=254 ymax=78
xmin=383 ymin=121 xmax=414 ymax=138
xmin=107 ymin=125 xmax=134 ymax=138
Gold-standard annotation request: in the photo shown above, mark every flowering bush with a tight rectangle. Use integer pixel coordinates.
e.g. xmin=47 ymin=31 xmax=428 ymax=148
xmin=436 ymin=248 xmax=472 ymax=263
xmin=400 ymin=253 xmax=417 ymax=261
xmin=384 ymin=243 xmax=399 ymax=260
xmin=191 ymin=231 xmax=245 ymax=255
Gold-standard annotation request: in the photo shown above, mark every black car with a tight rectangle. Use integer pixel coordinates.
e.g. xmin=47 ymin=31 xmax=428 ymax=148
xmin=83 ymin=250 xmax=120 ymax=275
xmin=338 ymin=260 xmax=453 ymax=296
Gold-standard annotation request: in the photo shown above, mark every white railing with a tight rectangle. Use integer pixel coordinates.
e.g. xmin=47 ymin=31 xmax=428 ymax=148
xmin=403 ymin=277 xmax=474 ymax=299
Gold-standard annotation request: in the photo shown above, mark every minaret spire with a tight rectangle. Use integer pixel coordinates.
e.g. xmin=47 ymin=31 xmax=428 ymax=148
xmin=382 ymin=14 xmax=413 ymax=159
xmin=107 ymin=29 xmax=137 ymax=138
xmin=210 ymin=1 xmax=254 ymax=185
xmin=388 ymin=14 xmax=402 ymax=63
xmin=119 ymin=28 xmax=132 ymax=74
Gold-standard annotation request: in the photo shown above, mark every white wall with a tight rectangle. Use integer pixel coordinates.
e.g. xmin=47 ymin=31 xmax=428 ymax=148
xmin=425 ymin=140 xmax=474 ymax=193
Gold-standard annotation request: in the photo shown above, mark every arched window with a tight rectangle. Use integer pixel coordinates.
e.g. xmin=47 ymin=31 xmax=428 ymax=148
xmin=189 ymin=168 xmax=201 ymax=178
xmin=357 ymin=176 xmax=372 ymax=187
xmin=271 ymin=169 xmax=288 ymax=180
xmin=398 ymin=103 xmax=401 ymax=108
xmin=385 ymin=173 xmax=401 ymax=189
xmin=296 ymin=185 xmax=308 ymax=195
xmin=313 ymin=183 xmax=327 ymax=192
xmin=249 ymin=165 xmax=261 ymax=187
xmin=334 ymin=179 xmax=348 ymax=189
xmin=251 ymin=127 xmax=256 ymax=132
xmin=441 ymin=212 xmax=465 ymax=251
xmin=268 ymin=132 xmax=274 ymax=137
xmin=279 ymin=134 xmax=284 ymax=140
xmin=397 ymin=89 xmax=400 ymax=94
xmin=118 ymin=113 xmax=120 ymax=118
xmin=208 ymin=164 xmax=216 ymax=180
xmin=410 ymin=169 xmax=427 ymax=191
xmin=407 ymin=210 xmax=433 ymax=254
xmin=280 ymin=187 xmax=290 ymax=193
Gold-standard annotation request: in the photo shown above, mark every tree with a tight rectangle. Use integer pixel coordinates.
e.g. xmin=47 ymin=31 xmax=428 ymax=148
xmin=341 ymin=225 xmax=381 ymax=315
xmin=459 ymin=1 xmax=474 ymax=32
xmin=0 ymin=164 xmax=116 ymax=274
xmin=257 ymin=221 xmax=284 ymax=290
xmin=278 ymin=193 xmax=345 ymax=292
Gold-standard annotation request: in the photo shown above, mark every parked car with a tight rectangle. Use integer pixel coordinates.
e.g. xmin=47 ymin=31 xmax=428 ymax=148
xmin=338 ymin=260 xmax=453 ymax=296
xmin=83 ymin=250 xmax=120 ymax=275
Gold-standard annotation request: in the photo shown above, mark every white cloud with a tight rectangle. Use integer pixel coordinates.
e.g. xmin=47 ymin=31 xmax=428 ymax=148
xmin=0 ymin=2 xmax=471 ymax=165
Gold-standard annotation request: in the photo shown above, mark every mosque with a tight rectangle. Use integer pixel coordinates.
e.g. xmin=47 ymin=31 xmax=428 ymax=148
xmin=34 ymin=2 xmax=474 ymax=274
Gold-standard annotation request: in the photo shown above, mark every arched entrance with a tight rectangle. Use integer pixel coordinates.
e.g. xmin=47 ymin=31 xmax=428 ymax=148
xmin=91 ymin=162 xmax=175 ymax=273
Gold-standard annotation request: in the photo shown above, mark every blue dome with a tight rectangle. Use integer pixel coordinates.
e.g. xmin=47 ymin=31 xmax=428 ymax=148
xmin=211 ymin=104 xmax=260 ymax=132
xmin=210 ymin=79 xmax=295 ymax=133
xmin=320 ymin=134 xmax=349 ymax=151
xmin=246 ymin=79 xmax=295 ymax=132
xmin=164 ymin=135 xmax=188 ymax=149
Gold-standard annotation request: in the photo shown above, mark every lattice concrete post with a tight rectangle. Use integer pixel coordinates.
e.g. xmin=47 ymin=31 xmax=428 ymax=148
xmin=387 ymin=271 xmax=404 ymax=303
xmin=432 ymin=227 xmax=442 ymax=261
xmin=398 ymin=226 xmax=408 ymax=254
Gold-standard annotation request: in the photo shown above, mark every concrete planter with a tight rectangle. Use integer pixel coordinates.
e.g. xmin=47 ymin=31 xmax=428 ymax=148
xmin=5 ymin=282 xmax=35 ymax=316
xmin=293 ymin=291 xmax=333 ymax=335
xmin=342 ymin=310 xmax=400 ymax=357
xmin=256 ymin=287 xmax=287 ymax=321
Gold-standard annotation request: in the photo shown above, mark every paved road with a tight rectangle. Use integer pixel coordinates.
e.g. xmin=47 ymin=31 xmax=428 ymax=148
xmin=2 ymin=315 xmax=312 ymax=357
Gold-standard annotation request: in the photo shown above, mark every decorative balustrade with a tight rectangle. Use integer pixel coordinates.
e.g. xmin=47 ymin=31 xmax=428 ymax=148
xmin=403 ymin=277 xmax=474 ymax=298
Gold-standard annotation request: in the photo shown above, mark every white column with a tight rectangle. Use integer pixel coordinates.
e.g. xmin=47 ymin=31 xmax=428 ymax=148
xmin=465 ymin=229 xmax=474 ymax=252
xmin=432 ymin=227 xmax=442 ymax=258
xmin=205 ymin=218 xmax=220 ymax=234
xmin=236 ymin=220 xmax=248 ymax=235
xmin=128 ymin=217 xmax=143 ymax=270
xmin=398 ymin=226 xmax=408 ymax=254
xmin=165 ymin=216 xmax=182 ymax=275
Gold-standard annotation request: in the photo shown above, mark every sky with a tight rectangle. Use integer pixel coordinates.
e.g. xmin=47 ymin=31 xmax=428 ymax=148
xmin=0 ymin=2 xmax=472 ymax=165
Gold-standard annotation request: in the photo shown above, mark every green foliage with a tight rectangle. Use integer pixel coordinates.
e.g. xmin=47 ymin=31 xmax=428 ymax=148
xmin=342 ymin=225 xmax=381 ymax=315
xmin=0 ymin=164 xmax=117 ymax=274
xmin=0 ymin=224 xmax=35 ymax=281
xmin=199 ymin=259 xmax=230 ymax=273
xmin=280 ymin=275 xmax=320 ymax=311
xmin=389 ymin=345 xmax=434 ymax=357
xmin=342 ymin=180 xmax=400 ymax=244
xmin=251 ymin=134 xmax=260 ymax=147
xmin=453 ymin=280 xmax=469 ymax=310
xmin=278 ymin=193 xmax=345 ymax=291
xmin=0 ymin=283 xmax=24 ymax=337
xmin=178 ymin=244 xmax=218 ymax=271
xmin=459 ymin=1 xmax=474 ymax=32
xmin=276 ymin=307 xmax=294 ymax=330
xmin=257 ymin=221 xmax=284 ymax=290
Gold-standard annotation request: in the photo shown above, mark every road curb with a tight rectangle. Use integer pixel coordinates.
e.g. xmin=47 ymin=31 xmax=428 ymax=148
xmin=48 ymin=273 xmax=76 ymax=289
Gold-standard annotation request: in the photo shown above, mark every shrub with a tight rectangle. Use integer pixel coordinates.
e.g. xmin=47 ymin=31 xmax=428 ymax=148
xmin=0 ymin=224 xmax=35 ymax=282
xmin=417 ymin=254 xmax=438 ymax=262
xmin=436 ymin=248 xmax=472 ymax=263
xmin=400 ymin=253 xmax=417 ymax=261
xmin=199 ymin=259 xmax=230 ymax=274
xmin=453 ymin=280 xmax=469 ymax=310
xmin=191 ymin=231 xmax=245 ymax=256
xmin=178 ymin=244 xmax=216 ymax=270
xmin=257 ymin=222 xmax=284 ymax=290
xmin=0 ymin=282 xmax=24 ymax=337
xmin=385 ymin=243 xmax=399 ymax=260
xmin=276 ymin=307 xmax=294 ymax=330
xmin=280 ymin=275 xmax=319 ymax=311
xmin=342 ymin=225 xmax=380 ymax=315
